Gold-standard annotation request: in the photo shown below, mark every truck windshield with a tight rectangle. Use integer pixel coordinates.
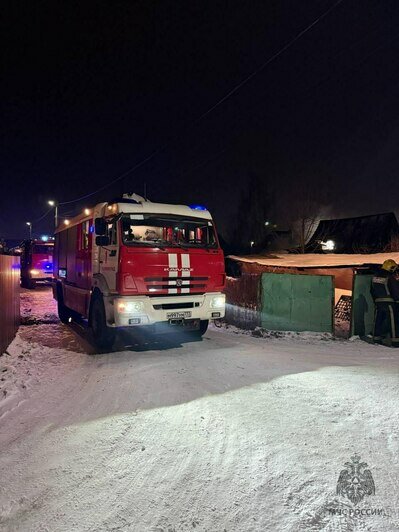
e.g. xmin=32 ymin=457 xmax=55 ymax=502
xmin=121 ymin=214 xmax=218 ymax=248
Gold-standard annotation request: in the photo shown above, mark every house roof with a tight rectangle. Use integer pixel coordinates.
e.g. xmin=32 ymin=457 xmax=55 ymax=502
xmin=228 ymin=252 xmax=399 ymax=269
xmin=306 ymin=212 xmax=399 ymax=253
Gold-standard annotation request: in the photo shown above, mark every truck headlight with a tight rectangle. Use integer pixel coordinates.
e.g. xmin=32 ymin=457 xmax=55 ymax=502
xmin=210 ymin=295 xmax=226 ymax=309
xmin=117 ymin=301 xmax=144 ymax=313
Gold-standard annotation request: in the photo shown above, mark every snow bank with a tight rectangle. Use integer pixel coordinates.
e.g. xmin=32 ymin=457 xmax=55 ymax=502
xmin=213 ymin=322 xmax=337 ymax=343
xmin=0 ymin=327 xmax=83 ymax=421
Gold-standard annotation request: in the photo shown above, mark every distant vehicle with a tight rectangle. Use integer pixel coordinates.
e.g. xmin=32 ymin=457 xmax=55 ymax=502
xmin=53 ymin=193 xmax=226 ymax=348
xmin=20 ymin=239 xmax=54 ymax=288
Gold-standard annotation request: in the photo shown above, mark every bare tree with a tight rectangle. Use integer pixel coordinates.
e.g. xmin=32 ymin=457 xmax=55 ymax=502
xmin=232 ymin=172 xmax=274 ymax=254
xmin=295 ymin=190 xmax=322 ymax=253
xmin=281 ymin=175 xmax=330 ymax=253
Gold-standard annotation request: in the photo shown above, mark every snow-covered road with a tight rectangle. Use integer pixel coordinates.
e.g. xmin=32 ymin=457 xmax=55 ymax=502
xmin=0 ymin=288 xmax=398 ymax=531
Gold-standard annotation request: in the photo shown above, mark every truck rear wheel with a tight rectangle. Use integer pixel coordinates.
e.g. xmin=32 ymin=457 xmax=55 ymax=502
xmin=57 ymin=291 xmax=73 ymax=324
xmin=90 ymin=297 xmax=116 ymax=350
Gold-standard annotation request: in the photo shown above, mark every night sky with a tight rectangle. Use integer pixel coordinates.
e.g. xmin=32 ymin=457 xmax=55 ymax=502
xmin=2 ymin=0 xmax=399 ymax=241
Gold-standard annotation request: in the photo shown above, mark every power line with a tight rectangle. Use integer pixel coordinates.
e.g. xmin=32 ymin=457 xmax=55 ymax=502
xmin=33 ymin=207 xmax=53 ymax=224
xmin=188 ymin=0 xmax=345 ymax=125
xmin=50 ymin=29 xmax=396 ymax=222
xmin=58 ymin=148 xmax=163 ymax=205
xmin=57 ymin=0 xmax=345 ymax=206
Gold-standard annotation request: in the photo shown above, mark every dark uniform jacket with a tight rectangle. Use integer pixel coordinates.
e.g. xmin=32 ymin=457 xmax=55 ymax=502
xmin=371 ymin=268 xmax=399 ymax=303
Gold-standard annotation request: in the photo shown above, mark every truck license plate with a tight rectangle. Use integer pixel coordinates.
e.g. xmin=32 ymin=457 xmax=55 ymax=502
xmin=167 ymin=311 xmax=192 ymax=319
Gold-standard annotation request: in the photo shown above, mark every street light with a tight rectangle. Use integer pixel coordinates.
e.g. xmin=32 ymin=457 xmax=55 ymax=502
xmin=26 ymin=222 xmax=32 ymax=239
xmin=48 ymin=200 xmax=58 ymax=228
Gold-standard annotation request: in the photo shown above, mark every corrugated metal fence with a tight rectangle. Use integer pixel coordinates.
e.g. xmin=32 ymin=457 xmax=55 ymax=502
xmin=261 ymin=272 xmax=334 ymax=332
xmin=0 ymin=255 xmax=20 ymax=353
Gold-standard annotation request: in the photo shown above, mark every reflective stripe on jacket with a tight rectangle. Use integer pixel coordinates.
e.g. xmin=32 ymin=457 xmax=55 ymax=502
xmin=371 ymin=270 xmax=394 ymax=304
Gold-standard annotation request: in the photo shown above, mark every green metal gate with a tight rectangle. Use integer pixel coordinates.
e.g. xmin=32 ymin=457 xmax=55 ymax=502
xmin=261 ymin=272 xmax=334 ymax=332
xmin=350 ymin=273 xmax=375 ymax=337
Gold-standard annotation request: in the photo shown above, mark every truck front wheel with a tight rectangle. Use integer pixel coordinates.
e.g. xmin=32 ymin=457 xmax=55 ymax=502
xmin=192 ymin=319 xmax=209 ymax=337
xmin=21 ymin=277 xmax=36 ymax=289
xmin=90 ymin=297 xmax=116 ymax=350
xmin=27 ymin=278 xmax=36 ymax=289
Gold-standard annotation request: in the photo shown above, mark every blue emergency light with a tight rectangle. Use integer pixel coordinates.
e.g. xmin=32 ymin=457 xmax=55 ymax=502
xmin=189 ymin=204 xmax=207 ymax=211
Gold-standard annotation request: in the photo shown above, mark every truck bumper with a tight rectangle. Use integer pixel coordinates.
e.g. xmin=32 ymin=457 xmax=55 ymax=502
xmin=106 ymin=292 xmax=225 ymax=328
xmin=29 ymin=270 xmax=53 ymax=283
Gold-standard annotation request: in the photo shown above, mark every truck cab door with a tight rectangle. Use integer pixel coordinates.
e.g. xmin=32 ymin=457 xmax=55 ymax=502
xmin=99 ymin=219 xmax=119 ymax=292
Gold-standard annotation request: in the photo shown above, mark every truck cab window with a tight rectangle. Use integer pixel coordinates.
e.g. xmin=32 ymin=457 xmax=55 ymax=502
xmin=121 ymin=214 xmax=217 ymax=248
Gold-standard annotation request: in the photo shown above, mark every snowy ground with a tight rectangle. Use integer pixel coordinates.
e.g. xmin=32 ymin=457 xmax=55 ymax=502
xmin=0 ymin=288 xmax=398 ymax=531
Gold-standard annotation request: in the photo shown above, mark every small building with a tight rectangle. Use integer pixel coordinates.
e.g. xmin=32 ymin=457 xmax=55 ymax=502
xmin=306 ymin=212 xmax=399 ymax=253
xmin=225 ymin=252 xmax=399 ymax=337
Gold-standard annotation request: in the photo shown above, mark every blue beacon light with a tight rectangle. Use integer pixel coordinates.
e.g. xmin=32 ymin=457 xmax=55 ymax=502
xmin=189 ymin=204 xmax=207 ymax=211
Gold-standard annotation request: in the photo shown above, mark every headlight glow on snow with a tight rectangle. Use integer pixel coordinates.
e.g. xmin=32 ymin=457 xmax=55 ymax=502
xmin=30 ymin=269 xmax=40 ymax=275
xmin=117 ymin=301 xmax=144 ymax=313
xmin=210 ymin=295 xmax=225 ymax=309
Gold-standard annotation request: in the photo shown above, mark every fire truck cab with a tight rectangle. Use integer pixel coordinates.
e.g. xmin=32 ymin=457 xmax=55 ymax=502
xmin=53 ymin=194 xmax=226 ymax=348
xmin=20 ymin=239 xmax=54 ymax=289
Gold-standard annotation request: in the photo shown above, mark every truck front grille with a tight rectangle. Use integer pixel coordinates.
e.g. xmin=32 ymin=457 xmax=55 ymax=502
xmin=145 ymin=276 xmax=208 ymax=293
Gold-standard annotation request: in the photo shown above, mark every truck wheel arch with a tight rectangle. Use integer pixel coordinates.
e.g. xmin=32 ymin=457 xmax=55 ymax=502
xmin=92 ymin=274 xmax=111 ymax=295
xmin=56 ymin=281 xmax=64 ymax=302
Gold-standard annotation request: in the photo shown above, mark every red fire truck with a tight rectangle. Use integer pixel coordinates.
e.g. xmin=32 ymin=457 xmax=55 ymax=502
xmin=20 ymin=239 xmax=54 ymax=288
xmin=53 ymin=194 xmax=226 ymax=348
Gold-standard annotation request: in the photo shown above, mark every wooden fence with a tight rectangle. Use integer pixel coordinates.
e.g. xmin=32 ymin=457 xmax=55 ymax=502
xmin=0 ymin=255 xmax=20 ymax=354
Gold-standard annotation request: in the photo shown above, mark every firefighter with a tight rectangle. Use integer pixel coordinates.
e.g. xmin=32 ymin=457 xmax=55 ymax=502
xmin=371 ymin=259 xmax=399 ymax=347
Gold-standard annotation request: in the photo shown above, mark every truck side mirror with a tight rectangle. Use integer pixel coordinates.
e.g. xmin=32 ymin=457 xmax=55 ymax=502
xmin=96 ymin=235 xmax=110 ymax=247
xmin=94 ymin=217 xmax=107 ymax=235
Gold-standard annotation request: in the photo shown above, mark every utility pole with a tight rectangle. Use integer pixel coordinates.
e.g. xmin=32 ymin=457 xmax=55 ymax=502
xmin=26 ymin=222 xmax=32 ymax=239
xmin=48 ymin=200 xmax=58 ymax=228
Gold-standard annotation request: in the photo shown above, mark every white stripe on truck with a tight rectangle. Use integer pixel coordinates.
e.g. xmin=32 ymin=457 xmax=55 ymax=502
xmin=168 ymin=253 xmax=178 ymax=294
xmin=181 ymin=254 xmax=190 ymax=293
